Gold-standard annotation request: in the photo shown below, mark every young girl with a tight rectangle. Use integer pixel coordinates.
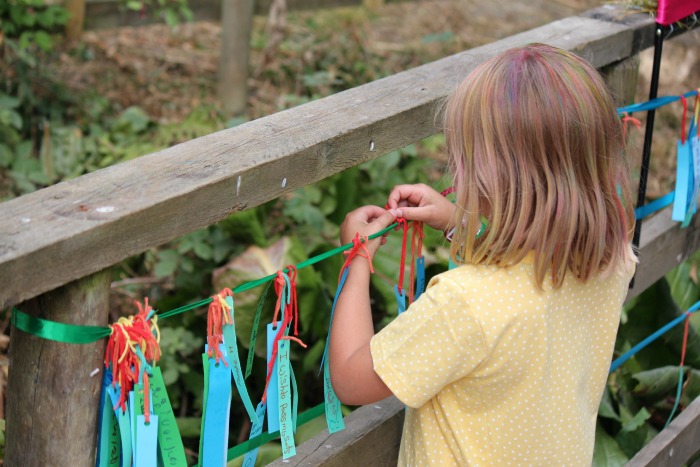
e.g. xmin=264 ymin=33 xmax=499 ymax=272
xmin=328 ymin=43 xmax=636 ymax=466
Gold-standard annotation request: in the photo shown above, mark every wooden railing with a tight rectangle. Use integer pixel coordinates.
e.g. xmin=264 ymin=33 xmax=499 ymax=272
xmin=2 ymin=4 xmax=699 ymax=465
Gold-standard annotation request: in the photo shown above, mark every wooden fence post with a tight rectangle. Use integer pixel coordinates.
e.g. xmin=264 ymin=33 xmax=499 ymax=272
xmin=5 ymin=269 xmax=111 ymax=466
xmin=64 ymin=0 xmax=86 ymax=40
xmin=601 ymin=54 xmax=640 ymax=107
xmin=218 ymin=0 xmax=254 ymax=116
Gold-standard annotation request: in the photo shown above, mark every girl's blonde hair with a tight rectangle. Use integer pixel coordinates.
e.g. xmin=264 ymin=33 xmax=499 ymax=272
xmin=445 ymin=43 xmax=636 ymax=288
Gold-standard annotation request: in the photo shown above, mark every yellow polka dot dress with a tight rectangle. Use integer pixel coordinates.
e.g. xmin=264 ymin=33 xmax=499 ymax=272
xmin=370 ymin=254 xmax=634 ymax=466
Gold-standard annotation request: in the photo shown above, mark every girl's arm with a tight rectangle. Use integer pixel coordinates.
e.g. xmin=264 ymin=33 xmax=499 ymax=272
xmin=329 ymin=206 xmax=397 ymax=405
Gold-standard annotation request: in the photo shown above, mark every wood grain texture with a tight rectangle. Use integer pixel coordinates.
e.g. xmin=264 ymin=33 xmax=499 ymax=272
xmin=627 ymin=207 xmax=700 ymax=302
xmin=0 ymin=7 xmax=657 ymax=310
xmin=267 ymin=396 xmax=405 ymax=467
xmin=5 ymin=269 xmax=111 ymax=467
xmin=626 ymin=396 xmax=700 ymax=467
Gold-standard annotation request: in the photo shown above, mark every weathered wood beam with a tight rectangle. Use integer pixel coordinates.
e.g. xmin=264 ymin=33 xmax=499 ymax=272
xmin=268 ymin=396 xmax=405 ymax=466
xmin=0 ymin=6 xmax=657 ymax=310
xmin=626 ymin=395 xmax=700 ymax=467
xmin=5 ymin=269 xmax=111 ymax=466
xmin=627 ymin=207 xmax=700 ymax=302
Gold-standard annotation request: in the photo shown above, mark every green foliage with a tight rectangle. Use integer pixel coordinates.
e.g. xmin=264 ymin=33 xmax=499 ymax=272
xmin=594 ymin=254 xmax=700 ymax=463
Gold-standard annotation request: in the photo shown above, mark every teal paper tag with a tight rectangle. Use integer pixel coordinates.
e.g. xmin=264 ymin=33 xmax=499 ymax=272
xmin=415 ymin=256 xmax=426 ymax=302
xmin=266 ymin=322 xmax=282 ymax=433
xmin=323 ymin=354 xmax=345 ymax=434
xmin=319 ymin=267 xmax=347 ymax=434
xmin=245 ymin=281 xmax=272 ymax=379
xmin=197 ymin=352 xmax=209 ymax=467
xmin=150 ymin=367 xmax=187 ymax=467
xmin=394 ymin=285 xmax=407 ymax=315
xmin=222 ymin=295 xmax=259 ymax=425
xmin=277 ymin=339 xmax=296 ymax=459
xmin=97 ymin=370 xmax=120 ymax=467
xmin=129 ymin=390 xmax=138 ymax=461
xmin=107 ymin=385 xmax=131 ymax=467
xmin=201 ymin=345 xmax=232 ymax=467
xmin=242 ymin=402 xmax=267 ymax=467
xmin=673 ymin=138 xmax=692 ymax=223
xmin=290 ymin=363 xmax=298 ymax=433
xmin=133 ymin=414 xmax=158 ymax=467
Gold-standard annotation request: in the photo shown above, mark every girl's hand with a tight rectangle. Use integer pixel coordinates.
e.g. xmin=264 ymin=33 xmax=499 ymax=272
xmin=340 ymin=206 xmax=398 ymax=257
xmin=386 ymin=184 xmax=456 ymax=232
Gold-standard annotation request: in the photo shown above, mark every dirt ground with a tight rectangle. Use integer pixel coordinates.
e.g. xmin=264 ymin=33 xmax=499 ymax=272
xmin=52 ymin=0 xmax=700 ymax=193
xmin=50 ymin=0 xmax=608 ymax=121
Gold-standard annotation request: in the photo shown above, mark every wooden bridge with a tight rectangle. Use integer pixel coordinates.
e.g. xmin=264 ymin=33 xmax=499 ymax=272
xmin=2 ymin=3 xmax=699 ymax=465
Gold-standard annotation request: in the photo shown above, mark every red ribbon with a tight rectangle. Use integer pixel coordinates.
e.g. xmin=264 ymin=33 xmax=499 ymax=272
xmin=408 ymin=221 xmax=424 ymax=304
xmin=621 ymin=111 xmax=642 ymax=139
xmin=396 ymin=218 xmax=409 ymax=294
xmin=262 ymin=266 xmax=304 ymax=402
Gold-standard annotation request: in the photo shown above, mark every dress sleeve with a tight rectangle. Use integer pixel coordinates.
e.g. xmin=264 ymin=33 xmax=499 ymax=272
xmin=370 ymin=274 xmax=487 ymax=408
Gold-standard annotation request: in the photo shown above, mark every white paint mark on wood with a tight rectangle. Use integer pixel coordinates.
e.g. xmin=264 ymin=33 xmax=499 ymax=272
xmin=370 ymin=141 xmax=375 ymax=151
xmin=96 ymin=206 xmax=115 ymax=213
xmin=282 ymin=178 xmax=287 ymax=188
xmin=89 ymin=368 xmax=100 ymax=378
xmin=236 ymin=176 xmax=241 ymax=195
xmin=21 ymin=218 xmax=30 ymax=224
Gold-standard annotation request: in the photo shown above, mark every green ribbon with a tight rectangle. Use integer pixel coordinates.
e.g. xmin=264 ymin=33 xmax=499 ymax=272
xmin=224 ymin=402 xmax=325 ymax=462
xmin=12 ymin=307 xmax=111 ymax=344
xmin=11 ymin=223 xmax=398 ymax=345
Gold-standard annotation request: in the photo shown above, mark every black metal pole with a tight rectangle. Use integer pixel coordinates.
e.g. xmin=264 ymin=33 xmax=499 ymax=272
xmin=630 ymin=25 xmax=665 ymax=287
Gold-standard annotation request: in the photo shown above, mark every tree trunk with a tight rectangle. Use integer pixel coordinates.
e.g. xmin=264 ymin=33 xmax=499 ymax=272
xmin=65 ymin=0 xmax=86 ymax=40
xmin=218 ymin=0 xmax=255 ymax=116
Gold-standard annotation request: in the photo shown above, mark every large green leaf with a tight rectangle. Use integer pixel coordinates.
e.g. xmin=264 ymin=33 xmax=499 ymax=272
xmin=593 ymin=422 xmax=628 ymax=467
xmin=632 ymin=366 xmax=683 ymax=400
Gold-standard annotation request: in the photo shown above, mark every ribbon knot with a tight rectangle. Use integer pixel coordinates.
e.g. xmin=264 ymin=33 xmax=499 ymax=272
xmin=105 ymin=298 xmax=161 ymax=416
xmin=621 ymin=111 xmax=642 ymax=139
xmin=206 ymin=288 xmax=234 ymax=365
xmin=340 ymin=233 xmax=374 ymax=280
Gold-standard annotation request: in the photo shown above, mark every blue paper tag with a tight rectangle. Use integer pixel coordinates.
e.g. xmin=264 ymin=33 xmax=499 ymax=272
xmin=415 ymin=256 xmax=426 ymax=302
xmin=133 ymin=414 xmax=159 ymax=467
xmin=266 ymin=322 xmax=282 ymax=433
xmin=687 ymin=135 xmax=700 ymax=223
xmin=277 ymin=339 xmax=296 ymax=459
xmin=106 ymin=384 xmax=131 ymax=467
xmin=222 ymin=295 xmax=259 ymax=425
xmin=394 ymin=285 xmax=407 ymax=315
xmin=673 ymin=138 xmax=692 ymax=223
xmin=201 ymin=345 xmax=232 ymax=467
xmin=242 ymin=402 xmax=267 ymax=467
